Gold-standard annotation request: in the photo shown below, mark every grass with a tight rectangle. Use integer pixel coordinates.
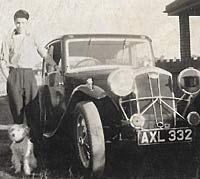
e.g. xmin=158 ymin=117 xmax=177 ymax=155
xmin=0 ymin=130 xmax=73 ymax=179
xmin=0 ymin=96 xmax=199 ymax=179
xmin=0 ymin=96 xmax=71 ymax=179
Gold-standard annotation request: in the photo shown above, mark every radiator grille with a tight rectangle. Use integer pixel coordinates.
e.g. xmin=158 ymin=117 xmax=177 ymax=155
xmin=121 ymin=72 xmax=175 ymax=129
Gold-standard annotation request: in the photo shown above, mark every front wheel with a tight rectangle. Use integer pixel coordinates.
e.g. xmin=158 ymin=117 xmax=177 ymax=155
xmin=73 ymin=101 xmax=105 ymax=178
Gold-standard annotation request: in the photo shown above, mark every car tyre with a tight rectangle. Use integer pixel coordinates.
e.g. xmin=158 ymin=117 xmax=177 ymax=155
xmin=73 ymin=101 xmax=105 ymax=178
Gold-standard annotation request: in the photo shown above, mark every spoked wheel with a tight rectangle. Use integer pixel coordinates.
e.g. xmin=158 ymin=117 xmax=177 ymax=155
xmin=73 ymin=101 xmax=105 ymax=178
xmin=77 ymin=115 xmax=91 ymax=168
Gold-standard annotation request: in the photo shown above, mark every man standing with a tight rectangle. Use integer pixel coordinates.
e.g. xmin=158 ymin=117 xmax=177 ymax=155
xmin=0 ymin=10 xmax=56 ymax=143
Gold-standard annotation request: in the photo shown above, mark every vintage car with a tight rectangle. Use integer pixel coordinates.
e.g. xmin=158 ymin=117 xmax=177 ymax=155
xmin=38 ymin=34 xmax=200 ymax=178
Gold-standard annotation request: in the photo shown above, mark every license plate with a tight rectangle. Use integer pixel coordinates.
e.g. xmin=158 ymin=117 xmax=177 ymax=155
xmin=137 ymin=128 xmax=192 ymax=145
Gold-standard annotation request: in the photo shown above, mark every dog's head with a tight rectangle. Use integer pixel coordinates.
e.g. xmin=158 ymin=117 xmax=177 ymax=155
xmin=8 ymin=124 xmax=30 ymax=143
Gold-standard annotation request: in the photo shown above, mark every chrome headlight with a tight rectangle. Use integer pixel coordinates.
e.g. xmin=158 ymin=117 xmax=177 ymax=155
xmin=178 ymin=68 xmax=200 ymax=95
xmin=130 ymin=114 xmax=145 ymax=129
xmin=107 ymin=69 xmax=133 ymax=97
xmin=187 ymin=111 xmax=200 ymax=126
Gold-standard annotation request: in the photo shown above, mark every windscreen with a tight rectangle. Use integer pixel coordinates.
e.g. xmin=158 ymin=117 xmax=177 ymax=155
xmin=67 ymin=38 xmax=154 ymax=69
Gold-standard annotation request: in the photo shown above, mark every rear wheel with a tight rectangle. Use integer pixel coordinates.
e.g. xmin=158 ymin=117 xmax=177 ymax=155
xmin=73 ymin=101 xmax=105 ymax=178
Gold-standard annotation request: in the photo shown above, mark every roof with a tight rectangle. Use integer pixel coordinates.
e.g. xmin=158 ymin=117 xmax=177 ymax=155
xmin=47 ymin=34 xmax=152 ymax=45
xmin=165 ymin=0 xmax=200 ymax=16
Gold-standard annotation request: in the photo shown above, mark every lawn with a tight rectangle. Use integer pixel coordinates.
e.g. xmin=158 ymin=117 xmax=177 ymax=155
xmin=0 ymin=96 xmax=199 ymax=179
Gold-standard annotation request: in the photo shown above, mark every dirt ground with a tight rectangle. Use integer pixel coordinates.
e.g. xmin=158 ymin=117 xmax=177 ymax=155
xmin=0 ymin=96 xmax=199 ymax=179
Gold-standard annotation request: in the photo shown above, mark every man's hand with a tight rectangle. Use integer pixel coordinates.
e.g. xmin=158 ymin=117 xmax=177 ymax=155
xmin=53 ymin=64 xmax=60 ymax=71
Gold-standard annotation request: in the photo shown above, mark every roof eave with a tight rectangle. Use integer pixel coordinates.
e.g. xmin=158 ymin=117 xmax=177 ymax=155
xmin=165 ymin=0 xmax=200 ymax=16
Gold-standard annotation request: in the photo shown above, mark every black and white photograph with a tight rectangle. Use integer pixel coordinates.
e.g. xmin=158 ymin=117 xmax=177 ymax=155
xmin=0 ymin=0 xmax=200 ymax=178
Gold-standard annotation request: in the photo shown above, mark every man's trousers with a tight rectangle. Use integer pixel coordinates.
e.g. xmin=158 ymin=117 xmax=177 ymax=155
xmin=7 ymin=68 xmax=41 ymax=142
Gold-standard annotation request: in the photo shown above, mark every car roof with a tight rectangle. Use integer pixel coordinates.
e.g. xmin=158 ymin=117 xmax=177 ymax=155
xmin=47 ymin=34 xmax=152 ymax=45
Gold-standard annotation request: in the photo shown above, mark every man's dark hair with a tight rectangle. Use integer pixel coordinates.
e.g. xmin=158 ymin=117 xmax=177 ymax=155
xmin=14 ymin=10 xmax=29 ymax=20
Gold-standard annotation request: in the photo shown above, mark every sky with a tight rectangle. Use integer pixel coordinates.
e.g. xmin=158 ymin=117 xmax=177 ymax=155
xmin=0 ymin=0 xmax=199 ymax=59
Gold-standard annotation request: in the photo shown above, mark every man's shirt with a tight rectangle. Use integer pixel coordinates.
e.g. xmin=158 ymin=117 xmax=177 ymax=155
xmin=0 ymin=30 xmax=50 ymax=69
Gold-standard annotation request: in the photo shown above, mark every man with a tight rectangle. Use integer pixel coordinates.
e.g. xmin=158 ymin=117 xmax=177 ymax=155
xmin=0 ymin=10 xmax=57 ymax=143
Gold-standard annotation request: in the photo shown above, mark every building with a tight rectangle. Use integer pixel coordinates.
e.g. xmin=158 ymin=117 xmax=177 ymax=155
xmin=165 ymin=0 xmax=200 ymax=65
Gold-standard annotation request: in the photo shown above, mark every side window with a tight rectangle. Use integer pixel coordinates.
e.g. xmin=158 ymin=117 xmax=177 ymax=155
xmin=52 ymin=42 xmax=61 ymax=66
xmin=46 ymin=42 xmax=61 ymax=72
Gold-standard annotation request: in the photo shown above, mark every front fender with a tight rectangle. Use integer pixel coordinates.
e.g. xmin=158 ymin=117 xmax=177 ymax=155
xmin=74 ymin=84 xmax=106 ymax=99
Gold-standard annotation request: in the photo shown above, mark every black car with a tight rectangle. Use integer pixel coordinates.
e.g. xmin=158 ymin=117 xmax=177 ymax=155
xmin=38 ymin=34 xmax=200 ymax=178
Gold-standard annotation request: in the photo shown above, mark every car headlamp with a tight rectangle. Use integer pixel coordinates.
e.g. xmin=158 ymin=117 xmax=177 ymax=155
xmin=107 ymin=69 xmax=134 ymax=97
xmin=129 ymin=114 xmax=145 ymax=129
xmin=187 ymin=111 xmax=200 ymax=126
xmin=178 ymin=68 xmax=200 ymax=95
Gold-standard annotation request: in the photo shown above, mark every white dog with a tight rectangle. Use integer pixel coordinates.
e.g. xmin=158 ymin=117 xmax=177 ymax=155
xmin=8 ymin=124 xmax=37 ymax=175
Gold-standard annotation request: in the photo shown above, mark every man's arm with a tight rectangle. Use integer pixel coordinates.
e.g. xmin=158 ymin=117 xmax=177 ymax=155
xmin=0 ymin=40 xmax=10 ymax=79
xmin=0 ymin=40 xmax=9 ymax=63
xmin=33 ymin=36 xmax=57 ymax=67
xmin=0 ymin=42 xmax=3 ymax=61
xmin=37 ymin=47 xmax=57 ymax=66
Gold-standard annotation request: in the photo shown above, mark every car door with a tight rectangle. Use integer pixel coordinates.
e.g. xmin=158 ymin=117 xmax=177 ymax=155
xmin=41 ymin=40 xmax=66 ymax=137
